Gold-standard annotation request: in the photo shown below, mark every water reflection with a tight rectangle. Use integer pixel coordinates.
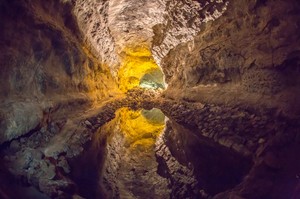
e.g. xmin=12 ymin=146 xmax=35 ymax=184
xmin=141 ymin=108 xmax=165 ymax=125
xmin=71 ymin=108 xmax=168 ymax=199
xmin=162 ymin=121 xmax=252 ymax=197
xmin=117 ymin=107 xmax=165 ymax=147
xmin=71 ymin=107 xmax=251 ymax=199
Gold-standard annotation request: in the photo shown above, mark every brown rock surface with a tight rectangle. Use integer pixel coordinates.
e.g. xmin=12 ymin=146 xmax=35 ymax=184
xmin=0 ymin=0 xmax=118 ymax=143
xmin=0 ymin=0 xmax=300 ymax=199
xmin=161 ymin=0 xmax=300 ymax=116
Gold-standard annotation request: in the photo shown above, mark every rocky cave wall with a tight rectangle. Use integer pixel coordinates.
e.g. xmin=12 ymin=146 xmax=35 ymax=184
xmin=72 ymin=0 xmax=229 ymax=87
xmin=0 ymin=0 xmax=300 ymax=198
xmin=159 ymin=0 xmax=300 ymax=117
xmin=0 ymin=0 xmax=118 ymax=144
xmin=70 ymin=0 xmax=300 ymax=118
xmin=0 ymin=0 xmax=299 ymax=162
xmin=73 ymin=0 xmax=119 ymax=74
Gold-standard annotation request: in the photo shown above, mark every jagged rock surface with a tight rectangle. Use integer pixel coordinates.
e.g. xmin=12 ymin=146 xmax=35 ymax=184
xmin=0 ymin=0 xmax=118 ymax=143
xmin=161 ymin=0 xmax=300 ymax=116
xmin=1 ymin=0 xmax=300 ymax=199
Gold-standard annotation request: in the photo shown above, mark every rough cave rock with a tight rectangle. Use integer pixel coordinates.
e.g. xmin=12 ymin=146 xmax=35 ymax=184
xmin=0 ymin=0 xmax=300 ymax=199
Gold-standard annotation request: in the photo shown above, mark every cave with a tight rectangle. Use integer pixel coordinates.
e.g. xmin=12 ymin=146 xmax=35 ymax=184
xmin=0 ymin=0 xmax=300 ymax=199
xmin=139 ymin=69 xmax=166 ymax=90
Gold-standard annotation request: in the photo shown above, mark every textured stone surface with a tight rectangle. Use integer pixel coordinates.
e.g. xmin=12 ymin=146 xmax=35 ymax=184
xmin=0 ymin=0 xmax=118 ymax=143
xmin=108 ymin=0 xmax=165 ymax=55
xmin=73 ymin=0 xmax=119 ymax=74
xmin=160 ymin=0 xmax=300 ymax=117
xmin=3 ymin=0 xmax=299 ymax=143
xmin=160 ymin=0 xmax=300 ymax=86
xmin=70 ymin=0 xmax=300 ymax=117
xmin=160 ymin=0 xmax=300 ymax=114
xmin=0 ymin=102 xmax=43 ymax=144
xmin=73 ymin=0 xmax=229 ymax=75
xmin=152 ymin=0 xmax=229 ymax=65
xmin=1 ymin=0 xmax=300 ymax=198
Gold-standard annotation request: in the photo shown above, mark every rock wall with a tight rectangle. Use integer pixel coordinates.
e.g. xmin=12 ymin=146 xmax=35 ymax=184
xmin=160 ymin=0 xmax=300 ymax=85
xmin=156 ymin=99 xmax=300 ymax=199
xmin=0 ymin=0 xmax=118 ymax=144
xmin=160 ymin=0 xmax=300 ymax=115
xmin=2 ymin=0 xmax=299 ymax=144
xmin=152 ymin=0 xmax=229 ymax=65
xmin=72 ymin=0 xmax=229 ymax=80
xmin=73 ymin=0 xmax=120 ymax=75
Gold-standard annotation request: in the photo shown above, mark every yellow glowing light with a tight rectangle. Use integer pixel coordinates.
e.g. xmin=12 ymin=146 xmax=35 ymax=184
xmin=116 ymin=108 xmax=165 ymax=147
xmin=80 ymin=45 xmax=121 ymax=100
xmin=117 ymin=47 xmax=162 ymax=91
xmin=121 ymin=46 xmax=153 ymax=57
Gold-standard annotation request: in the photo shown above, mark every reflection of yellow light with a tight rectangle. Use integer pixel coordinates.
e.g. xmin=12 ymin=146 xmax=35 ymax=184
xmin=118 ymin=47 xmax=161 ymax=92
xmin=116 ymin=108 xmax=165 ymax=148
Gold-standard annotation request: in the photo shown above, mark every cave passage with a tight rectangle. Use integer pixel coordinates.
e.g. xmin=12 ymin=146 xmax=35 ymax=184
xmin=70 ymin=107 xmax=252 ymax=199
xmin=139 ymin=68 xmax=166 ymax=90
xmin=1 ymin=0 xmax=300 ymax=198
xmin=117 ymin=46 xmax=166 ymax=92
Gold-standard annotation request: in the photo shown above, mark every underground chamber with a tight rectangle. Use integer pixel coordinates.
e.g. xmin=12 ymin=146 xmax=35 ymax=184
xmin=1 ymin=0 xmax=300 ymax=198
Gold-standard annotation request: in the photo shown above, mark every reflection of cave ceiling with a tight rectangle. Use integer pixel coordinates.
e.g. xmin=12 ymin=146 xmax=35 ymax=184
xmin=141 ymin=108 xmax=165 ymax=124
